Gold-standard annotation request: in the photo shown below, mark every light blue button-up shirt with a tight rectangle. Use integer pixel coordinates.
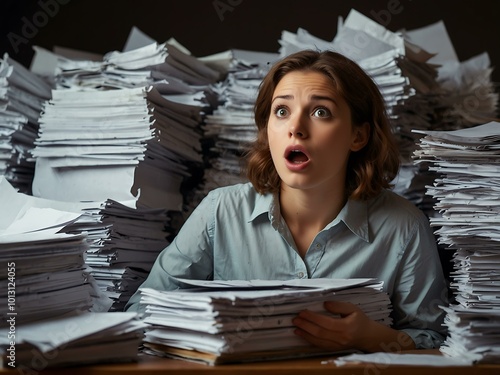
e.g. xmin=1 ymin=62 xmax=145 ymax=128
xmin=126 ymin=182 xmax=448 ymax=349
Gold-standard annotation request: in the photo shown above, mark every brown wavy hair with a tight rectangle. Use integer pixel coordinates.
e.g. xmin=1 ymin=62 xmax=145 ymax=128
xmin=245 ymin=49 xmax=400 ymax=200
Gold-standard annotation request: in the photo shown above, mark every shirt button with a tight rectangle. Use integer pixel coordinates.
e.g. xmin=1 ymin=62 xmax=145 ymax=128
xmin=315 ymin=243 xmax=322 ymax=249
xmin=298 ymin=272 xmax=304 ymax=278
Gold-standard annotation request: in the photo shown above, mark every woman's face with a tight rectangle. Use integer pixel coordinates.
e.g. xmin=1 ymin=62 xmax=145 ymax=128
xmin=267 ymin=70 xmax=368 ymax=194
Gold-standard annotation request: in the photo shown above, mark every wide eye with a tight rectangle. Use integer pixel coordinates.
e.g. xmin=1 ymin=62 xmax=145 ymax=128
xmin=312 ymin=107 xmax=331 ymax=118
xmin=274 ymin=105 xmax=289 ymax=118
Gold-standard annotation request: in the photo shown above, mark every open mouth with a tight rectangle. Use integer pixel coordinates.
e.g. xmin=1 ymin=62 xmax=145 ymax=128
xmin=286 ymin=150 xmax=309 ymax=164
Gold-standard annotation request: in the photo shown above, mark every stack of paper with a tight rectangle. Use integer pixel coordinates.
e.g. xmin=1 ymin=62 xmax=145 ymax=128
xmin=0 ymin=312 xmax=146 ymax=369
xmin=80 ymin=198 xmax=171 ymax=311
xmin=140 ymin=85 xmax=207 ymax=211
xmin=0 ymin=53 xmax=52 ymax=193
xmin=0 ymin=175 xmax=171 ymax=313
xmin=139 ymin=278 xmax=391 ymax=365
xmin=31 ymin=40 xmax=162 ymax=90
xmin=30 ymin=85 xmax=205 ymax=211
xmin=0 ymin=177 xmax=104 ymax=323
xmin=395 ymin=21 xmax=498 ymax=215
xmin=139 ymin=40 xmax=226 ymax=213
xmin=412 ymin=121 xmax=500 ymax=363
xmin=0 ymin=231 xmax=95 ymax=325
xmin=30 ymin=45 xmax=103 ymax=89
xmin=101 ymin=40 xmax=168 ymax=88
xmin=199 ymin=50 xmax=278 ymax=202
xmin=151 ymin=42 xmax=222 ymax=87
xmin=30 ymin=35 xmax=224 ymax=213
xmin=0 ymin=216 xmax=95 ymax=326
xmin=404 ymin=22 xmax=498 ymax=130
xmin=31 ymin=86 xmax=154 ymax=203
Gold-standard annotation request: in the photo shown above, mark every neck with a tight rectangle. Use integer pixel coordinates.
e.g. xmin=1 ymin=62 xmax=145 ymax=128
xmin=280 ymin=185 xmax=347 ymax=226
xmin=279 ymin=185 xmax=347 ymax=257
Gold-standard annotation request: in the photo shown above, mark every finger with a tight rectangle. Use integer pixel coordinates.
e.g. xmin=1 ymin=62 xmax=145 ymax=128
xmin=323 ymin=300 xmax=360 ymax=317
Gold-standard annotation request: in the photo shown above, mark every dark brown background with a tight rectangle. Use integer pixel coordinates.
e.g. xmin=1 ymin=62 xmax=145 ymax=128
xmin=1 ymin=0 xmax=499 ymax=88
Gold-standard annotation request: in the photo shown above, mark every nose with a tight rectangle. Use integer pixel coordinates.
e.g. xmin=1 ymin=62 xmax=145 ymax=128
xmin=289 ymin=127 xmax=305 ymax=138
xmin=288 ymin=115 xmax=307 ymax=139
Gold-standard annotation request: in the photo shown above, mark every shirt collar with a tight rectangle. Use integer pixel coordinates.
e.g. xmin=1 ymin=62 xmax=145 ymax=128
xmin=248 ymin=191 xmax=370 ymax=242
xmin=331 ymin=198 xmax=370 ymax=242
xmin=248 ymin=191 xmax=286 ymax=233
xmin=248 ymin=191 xmax=274 ymax=222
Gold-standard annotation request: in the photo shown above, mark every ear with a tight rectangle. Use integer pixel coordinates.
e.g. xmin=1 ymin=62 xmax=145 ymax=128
xmin=350 ymin=122 xmax=370 ymax=152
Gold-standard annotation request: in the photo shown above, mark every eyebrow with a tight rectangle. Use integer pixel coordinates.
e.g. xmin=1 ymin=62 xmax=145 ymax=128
xmin=271 ymin=94 xmax=337 ymax=104
xmin=271 ymin=95 xmax=292 ymax=103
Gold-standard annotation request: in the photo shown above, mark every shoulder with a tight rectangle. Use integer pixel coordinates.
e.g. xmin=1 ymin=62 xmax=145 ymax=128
xmin=370 ymin=189 xmax=427 ymax=221
xmin=181 ymin=183 xmax=261 ymax=232
xmin=207 ymin=182 xmax=258 ymax=201
xmin=365 ymin=190 xmax=437 ymax=258
xmin=366 ymin=189 xmax=431 ymax=236
xmin=204 ymin=182 xmax=263 ymax=212
xmin=198 ymin=182 xmax=273 ymax=225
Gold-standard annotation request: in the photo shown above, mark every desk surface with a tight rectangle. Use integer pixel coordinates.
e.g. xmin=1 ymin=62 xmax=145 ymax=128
xmin=8 ymin=351 xmax=500 ymax=375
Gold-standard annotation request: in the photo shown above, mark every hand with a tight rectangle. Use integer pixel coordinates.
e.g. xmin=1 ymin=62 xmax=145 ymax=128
xmin=292 ymin=300 xmax=374 ymax=352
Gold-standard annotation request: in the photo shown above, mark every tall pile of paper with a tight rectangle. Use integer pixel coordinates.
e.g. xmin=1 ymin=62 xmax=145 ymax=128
xmin=141 ymin=85 xmax=207 ymax=212
xmin=198 ymin=50 xmax=278 ymax=203
xmin=400 ymin=21 xmax=498 ymax=280
xmin=138 ymin=278 xmax=391 ymax=365
xmin=29 ymin=81 xmax=202 ymax=212
xmin=395 ymin=20 xmax=498 ymax=215
xmin=30 ymin=36 xmax=222 ymax=211
xmin=0 ymin=312 xmax=146 ymax=370
xmin=31 ymin=87 xmax=154 ymax=203
xmin=413 ymin=121 xmax=500 ymax=363
xmin=403 ymin=21 xmax=498 ymax=130
xmin=0 ymin=53 xmax=52 ymax=193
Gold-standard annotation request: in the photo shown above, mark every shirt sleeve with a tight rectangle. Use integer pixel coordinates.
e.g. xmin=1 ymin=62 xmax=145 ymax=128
xmin=124 ymin=191 xmax=216 ymax=314
xmin=391 ymin=211 xmax=449 ymax=349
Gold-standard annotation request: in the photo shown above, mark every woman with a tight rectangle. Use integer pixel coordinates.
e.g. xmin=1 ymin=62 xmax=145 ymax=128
xmin=126 ymin=50 xmax=448 ymax=352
